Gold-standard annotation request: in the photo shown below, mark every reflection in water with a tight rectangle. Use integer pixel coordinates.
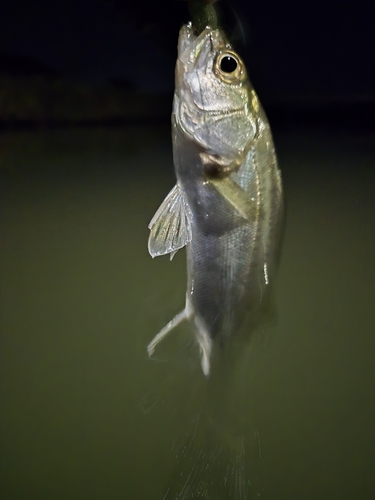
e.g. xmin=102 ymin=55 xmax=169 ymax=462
xmin=1 ymin=126 xmax=375 ymax=499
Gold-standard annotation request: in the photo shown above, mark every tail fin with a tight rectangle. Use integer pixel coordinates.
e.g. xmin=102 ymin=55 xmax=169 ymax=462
xmin=161 ymin=413 xmax=263 ymax=499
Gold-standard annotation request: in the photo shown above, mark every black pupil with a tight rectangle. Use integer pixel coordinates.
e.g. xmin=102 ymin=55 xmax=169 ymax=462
xmin=220 ymin=56 xmax=237 ymax=73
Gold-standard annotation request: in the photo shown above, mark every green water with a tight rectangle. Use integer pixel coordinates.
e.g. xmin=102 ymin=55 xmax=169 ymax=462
xmin=1 ymin=126 xmax=375 ymax=499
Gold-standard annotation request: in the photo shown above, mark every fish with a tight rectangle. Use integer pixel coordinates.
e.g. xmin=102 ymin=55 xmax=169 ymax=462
xmin=147 ymin=22 xmax=283 ymax=376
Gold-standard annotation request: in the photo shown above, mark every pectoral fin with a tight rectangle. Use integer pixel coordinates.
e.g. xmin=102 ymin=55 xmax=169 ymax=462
xmin=148 ymin=183 xmax=192 ymax=260
xmin=209 ymin=177 xmax=257 ymax=221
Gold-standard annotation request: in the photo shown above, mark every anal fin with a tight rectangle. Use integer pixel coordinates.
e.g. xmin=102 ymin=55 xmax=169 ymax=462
xmin=147 ymin=300 xmax=213 ymax=376
xmin=147 ymin=308 xmax=190 ymax=357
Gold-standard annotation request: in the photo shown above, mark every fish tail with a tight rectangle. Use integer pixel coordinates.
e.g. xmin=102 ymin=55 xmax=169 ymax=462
xmin=162 ymin=412 xmax=263 ymax=499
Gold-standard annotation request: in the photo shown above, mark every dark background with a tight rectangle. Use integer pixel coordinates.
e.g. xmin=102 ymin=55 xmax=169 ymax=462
xmin=1 ymin=0 xmax=374 ymax=129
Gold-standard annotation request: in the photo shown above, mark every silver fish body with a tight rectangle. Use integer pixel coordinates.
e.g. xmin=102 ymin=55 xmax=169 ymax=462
xmin=148 ymin=24 xmax=283 ymax=375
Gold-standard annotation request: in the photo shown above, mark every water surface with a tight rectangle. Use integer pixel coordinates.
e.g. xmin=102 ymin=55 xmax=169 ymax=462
xmin=1 ymin=125 xmax=375 ymax=499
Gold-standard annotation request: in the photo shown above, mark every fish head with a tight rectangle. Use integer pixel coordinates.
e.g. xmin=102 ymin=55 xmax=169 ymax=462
xmin=174 ymin=23 xmax=259 ymax=163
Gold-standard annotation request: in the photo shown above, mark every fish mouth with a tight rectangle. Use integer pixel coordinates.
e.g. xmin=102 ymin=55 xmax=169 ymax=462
xmin=177 ymin=23 xmax=228 ymax=69
xmin=175 ymin=23 xmax=230 ymax=103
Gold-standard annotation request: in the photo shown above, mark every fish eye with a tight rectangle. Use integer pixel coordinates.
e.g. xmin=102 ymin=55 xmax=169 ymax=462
xmin=215 ymin=51 xmax=245 ymax=84
xmin=220 ymin=55 xmax=238 ymax=73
